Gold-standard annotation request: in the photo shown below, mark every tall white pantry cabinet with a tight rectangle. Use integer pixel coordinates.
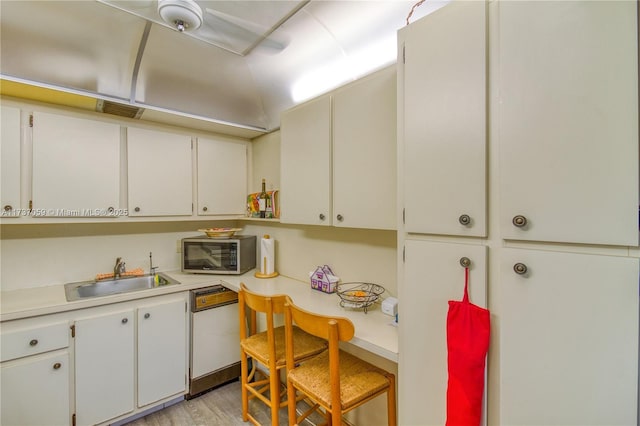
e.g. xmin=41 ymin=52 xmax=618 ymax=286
xmin=397 ymin=2 xmax=639 ymax=426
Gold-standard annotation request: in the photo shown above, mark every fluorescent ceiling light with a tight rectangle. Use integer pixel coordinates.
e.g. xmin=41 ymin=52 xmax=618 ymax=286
xmin=291 ymin=34 xmax=397 ymax=103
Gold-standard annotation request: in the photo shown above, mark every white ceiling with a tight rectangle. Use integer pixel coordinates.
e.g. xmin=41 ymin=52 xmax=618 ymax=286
xmin=0 ymin=0 xmax=447 ymax=134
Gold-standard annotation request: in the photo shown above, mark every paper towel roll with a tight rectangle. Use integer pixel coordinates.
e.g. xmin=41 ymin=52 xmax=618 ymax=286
xmin=260 ymin=235 xmax=275 ymax=275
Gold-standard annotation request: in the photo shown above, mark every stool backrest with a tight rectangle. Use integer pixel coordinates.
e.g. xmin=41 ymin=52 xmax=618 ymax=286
xmin=239 ymin=282 xmax=288 ymax=339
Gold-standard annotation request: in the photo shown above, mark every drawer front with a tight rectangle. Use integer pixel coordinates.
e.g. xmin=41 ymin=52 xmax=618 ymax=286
xmin=1 ymin=322 xmax=69 ymax=362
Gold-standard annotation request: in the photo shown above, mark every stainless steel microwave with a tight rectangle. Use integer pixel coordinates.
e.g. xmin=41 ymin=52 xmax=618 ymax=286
xmin=181 ymin=235 xmax=256 ymax=275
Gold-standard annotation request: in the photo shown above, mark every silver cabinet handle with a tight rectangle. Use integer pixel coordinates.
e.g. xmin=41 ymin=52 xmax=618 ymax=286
xmin=459 ymin=214 xmax=471 ymax=226
xmin=459 ymin=257 xmax=471 ymax=268
xmin=512 ymin=215 xmax=527 ymax=227
xmin=144 ymin=313 xmax=150 ymax=319
xmin=336 ymin=214 xmax=344 ymax=222
xmin=513 ymin=263 xmax=528 ymax=275
xmin=122 ymin=318 xmax=128 ymax=324
xmin=202 ymin=206 xmax=208 ymax=212
xmin=53 ymin=362 xmax=62 ymax=370
xmin=29 ymin=339 xmax=38 ymax=346
xmin=4 ymin=205 xmax=12 ymax=212
xmin=107 ymin=207 xmax=115 ymax=213
xmin=319 ymin=213 xmax=326 ymax=221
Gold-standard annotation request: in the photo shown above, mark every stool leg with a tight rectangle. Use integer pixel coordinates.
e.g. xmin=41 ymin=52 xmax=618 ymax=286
xmin=240 ymin=351 xmax=249 ymax=421
xmin=387 ymin=373 xmax=397 ymax=426
xmin=269 ymin=366 xmax=280 ymax=426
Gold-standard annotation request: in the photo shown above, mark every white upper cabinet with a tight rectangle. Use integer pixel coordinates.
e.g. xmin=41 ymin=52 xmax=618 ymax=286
xmin=281 ymin=67 xmax=397 ymax=229
xmin=197 ymin=138 xmax=247 ymax=216
xmin=1 ymin=105 xmax=21 ymax=216
xmin=498 ymin=1 xmax=638 ymax=246
xmin=32 ymin=111 xmax=120 ymax=216
xmin=127 ymin=127 xmax=193 ymax=217
xmin=280 ymin=94 xmax=332 ymax=226
xmin=332 ymin=67 xmax=396 ymax=230
xmin=400 ymin=1 xmax=487 ymax=236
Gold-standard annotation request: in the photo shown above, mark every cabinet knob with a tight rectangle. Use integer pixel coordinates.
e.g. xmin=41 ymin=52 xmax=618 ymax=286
xmin=107 ymin=206 xmax=115 ymax=213
xmin=3 ymin=205 xmax=12 ymax=212
xmin=53 ymin=362 xmax=62 ymax=370
xmin=202 ymin=206 xmax=208 ymax=212
xmin=29 ymin=339 xmax=38 ymax=346
xmin=513 ymin=263 xmax=528 ymax=275
xmin=459 ymin=214 xmax=471 ymax=226
xmin=144 ymin=313 xmax=151 ymax=319
xmin=459 ymin=257 xmax=471 ymax=268
xmin=336 ymin=214 xmax=344 ymax=222
xmin=319 ymin=213 xmax=325 ymax=221
xmin=512 ymin=215 xmax=528 ymax=228
xmin=134 ymin=207 xmax=141 ymax=213
xmin=122 ymin=318 xmax=128 ymax=324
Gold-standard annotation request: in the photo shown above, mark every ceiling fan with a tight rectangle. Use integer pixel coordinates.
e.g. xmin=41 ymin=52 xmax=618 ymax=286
xmin=97 ymin=0 xmax=306 ymax=56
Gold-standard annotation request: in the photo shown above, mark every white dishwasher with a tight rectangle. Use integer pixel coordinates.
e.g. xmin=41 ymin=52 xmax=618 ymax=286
xmin=188 ymin=285 xmax=241 ymax=399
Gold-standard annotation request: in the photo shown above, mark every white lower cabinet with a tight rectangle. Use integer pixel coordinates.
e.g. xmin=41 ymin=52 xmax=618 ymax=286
xmin=500 ymin=248 xmax=639 ymax=425
xmin=74 ymin=294 xmax=188 ymax=425
xmin=399 ymin=239 xmax=487 ymax=426
xmin=1 ymin=351 xmax=70 ymax=426
xmin=74 ymin=308 xmax=135 ymax=426
xmin=137 ymin=298 xmax=187 ymax=407
xmin=1 ymin=319 xmax=70 ymax=426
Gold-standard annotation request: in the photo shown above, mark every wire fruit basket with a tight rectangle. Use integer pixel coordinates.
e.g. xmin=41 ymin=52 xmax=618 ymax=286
xmin=336 ymin=282 xmax=385 ymax=313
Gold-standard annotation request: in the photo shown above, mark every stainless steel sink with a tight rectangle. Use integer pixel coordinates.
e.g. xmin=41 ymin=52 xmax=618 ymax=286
xmin=64 ymin=273 xmax=180 ymax=301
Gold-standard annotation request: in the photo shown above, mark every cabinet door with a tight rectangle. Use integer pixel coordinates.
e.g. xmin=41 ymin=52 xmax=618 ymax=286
xmin=500 ymin=248 xmax=639 ymax=425
xmin=1 ymin=351 xmax=70 ymax=426
xmin=32 ymin=111 xmax=120 ymax=216
xmin=127 ymin=127 xmax=192 ymax=216
xmin=400 ymin=2 xmax=487 ymax=236
xmin=75 ymin=309 xmax=135 ymax=426
xmin=197 ymin=138 xmax=247 ymax=215
xmin=333 ymin=67 xmax=396 ymax=230
xmin=399 ymin=239 xmax=487 ymax=426
xmin=1 ymin=105 xmax=21 ymax=217
xmin=498 ymin=1 xmax=638 ymax=246
xmin=280 ymin=95 xmax=331 ymax=226
xmin=137 ymin=298 xmax=187 ymax=407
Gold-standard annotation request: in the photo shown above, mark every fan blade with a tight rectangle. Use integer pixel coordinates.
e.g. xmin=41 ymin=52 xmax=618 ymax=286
xmin=96 ymin=0 xmax=158 ymax=21
xmin=204 ymin=7 xmax=287 ymax=52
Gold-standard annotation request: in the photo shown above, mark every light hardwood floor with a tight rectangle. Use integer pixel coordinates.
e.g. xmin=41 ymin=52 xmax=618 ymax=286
xmin=123 ymin=380 xmax=320 ymax=426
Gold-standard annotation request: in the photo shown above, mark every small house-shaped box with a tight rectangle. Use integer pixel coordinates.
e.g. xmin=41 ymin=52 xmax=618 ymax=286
xmin=310 ymin=265 xmax=339 ymax=293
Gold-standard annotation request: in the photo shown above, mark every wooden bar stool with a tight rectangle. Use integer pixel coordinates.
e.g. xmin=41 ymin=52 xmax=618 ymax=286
xmin=238 ymin=283 xmax=327 ymax=426
xmin=284 ymin=297 xmax=397 ymax=426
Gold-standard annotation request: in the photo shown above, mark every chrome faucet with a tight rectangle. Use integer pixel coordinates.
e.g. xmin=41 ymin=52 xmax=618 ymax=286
xmin=114 ymin=257 xmax=126 ymax=278
xmin=149 ymin=252 xmax=158 ymax=276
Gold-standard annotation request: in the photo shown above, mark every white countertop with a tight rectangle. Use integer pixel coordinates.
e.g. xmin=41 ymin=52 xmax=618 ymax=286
xmin=0 ymin=270 xmax=398 ymax=362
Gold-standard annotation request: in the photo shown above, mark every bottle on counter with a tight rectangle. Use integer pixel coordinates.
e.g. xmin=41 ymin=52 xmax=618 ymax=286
xmin=259 ymin=178 xmax=267 ymax=218
xmin=265 ymin=189 xmax=273 ymax=219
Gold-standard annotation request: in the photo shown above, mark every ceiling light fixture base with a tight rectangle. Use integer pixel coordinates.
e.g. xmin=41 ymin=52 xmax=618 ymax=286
xmin=158 ymin=0 xmax=203 ymax=32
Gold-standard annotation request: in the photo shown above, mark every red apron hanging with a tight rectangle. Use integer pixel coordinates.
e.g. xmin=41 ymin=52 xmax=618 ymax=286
xmin=446 ymin=267 xmax=490 ymax=426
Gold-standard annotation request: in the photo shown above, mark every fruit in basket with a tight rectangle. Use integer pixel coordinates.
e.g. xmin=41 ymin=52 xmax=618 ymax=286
xmin=347 ymin=290 xmax=367 ymax=298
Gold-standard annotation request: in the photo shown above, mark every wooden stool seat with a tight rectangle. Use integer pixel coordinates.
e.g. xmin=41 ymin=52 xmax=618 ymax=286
xmin=287 ymin=349 xmax=392 ymax=409
xmin=241 ymin=325 xmax=327 ymax=368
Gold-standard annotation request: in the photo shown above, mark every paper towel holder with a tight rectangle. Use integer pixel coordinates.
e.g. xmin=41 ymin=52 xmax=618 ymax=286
xmin=255 ymin=234 xmax=279 ymax=279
